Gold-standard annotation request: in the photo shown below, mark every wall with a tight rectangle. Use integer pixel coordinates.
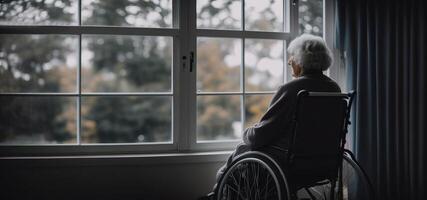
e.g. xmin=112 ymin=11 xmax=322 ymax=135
xmin=0 ymin=152 xmax=230 ymax=200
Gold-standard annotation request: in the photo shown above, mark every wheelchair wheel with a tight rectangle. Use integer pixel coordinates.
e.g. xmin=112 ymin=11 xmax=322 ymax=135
xmin=296 ymin=153 xmax=375 ymax=200
xmin=216 ymin=151 xmax=290 ymax=200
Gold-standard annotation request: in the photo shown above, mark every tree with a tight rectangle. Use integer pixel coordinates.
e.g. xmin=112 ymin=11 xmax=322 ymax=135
xmin=299 ymin=0 xmax=323 ymax=36
xmin=0 ymin=0 xmax=75 ymax=25
xmin=0 ymin=0 xmax=76 ymax=143
xmin=196 ymin=38 xmax=241 ymax=139
xmin=81 ymin=0 xmax=172 ymax=143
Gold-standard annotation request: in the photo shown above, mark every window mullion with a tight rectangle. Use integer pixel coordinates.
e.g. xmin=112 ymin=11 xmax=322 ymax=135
xmin=171 ymin=0 xmax=179 ymax=151
xmin=241 ymin=36 xmax=246 ymax=135
xmin=286 ymin=0 xmax=299 ymax=83
xmin=290 ymin=0 xmax=299 ymax=39
xmin=77 ymin=0 xmax=82 ymax=145
xmin=175 ymin=0 xmax=194 ymax=151
xmin=187 ymin=0 xmax=198 ymax=151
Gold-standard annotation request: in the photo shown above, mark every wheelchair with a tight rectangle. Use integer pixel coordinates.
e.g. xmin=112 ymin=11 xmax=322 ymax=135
xmin=214 ymin=90 xmax=375 ymax=200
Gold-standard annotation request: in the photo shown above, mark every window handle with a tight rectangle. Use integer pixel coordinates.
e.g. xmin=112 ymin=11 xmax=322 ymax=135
xmin=189 ymin=51 xmax=194 ymax=72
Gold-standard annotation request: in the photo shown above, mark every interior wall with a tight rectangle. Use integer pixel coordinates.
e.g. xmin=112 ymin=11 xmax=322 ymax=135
xmin=0 ymin=154 xmax=229 ymax=200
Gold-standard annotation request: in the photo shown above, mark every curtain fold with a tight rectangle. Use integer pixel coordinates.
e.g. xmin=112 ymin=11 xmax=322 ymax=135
xmin=335 ymin=0 xmax=426 ymax=199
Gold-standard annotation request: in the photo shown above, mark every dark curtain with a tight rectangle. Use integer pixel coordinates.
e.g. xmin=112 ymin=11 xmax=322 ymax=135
xmin=335 ymin=0 xmax=426 ymax=199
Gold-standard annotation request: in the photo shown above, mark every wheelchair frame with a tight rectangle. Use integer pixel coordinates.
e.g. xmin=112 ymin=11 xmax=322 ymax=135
xmin=215 ymin=91 xmax=375 ymax=200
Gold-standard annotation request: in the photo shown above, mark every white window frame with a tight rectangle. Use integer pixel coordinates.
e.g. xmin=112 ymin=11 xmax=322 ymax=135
xmin=0 ymin=0 xmax=337 ymax=156
xmin=183 ymin=0 xmax=295 ymax=151
xmin=0 ymin=0 xmax=183 ymax=156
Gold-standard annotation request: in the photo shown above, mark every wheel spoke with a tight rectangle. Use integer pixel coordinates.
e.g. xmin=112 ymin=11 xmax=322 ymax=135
xmin=263 ymin=170 xmax=270 ymax=200
xmin=218 ymin=156 xmax=283 ymax=200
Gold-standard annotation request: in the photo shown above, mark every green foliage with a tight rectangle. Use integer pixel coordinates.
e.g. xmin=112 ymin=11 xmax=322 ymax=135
xmin=0 ymin=0 xmax=75 ymax=24
xmin=299 ymin=0 xmax=323 ymax=36
xmin=87 ymin=36 xmax=170 ymax=88
xmin=0 ymin=96 xmax=73 ymax=143
xmin=1 ymin=0 xmax=77 ymax=144
xmin=0 ymin=35 xmax=74 ymax=92
xmin=82 ymin=0 xmax=172 ymax=142
xmin=83 ymin=0 xmax=170 ymax=27
xmin=83 ymin=96 xmax=171 ymax=143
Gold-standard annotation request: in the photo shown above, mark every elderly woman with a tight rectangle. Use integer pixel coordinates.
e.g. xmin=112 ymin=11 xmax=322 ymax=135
xmin=201 ymin=34 xmax=341 ymax=199
xmin=219 ymin=33 xmax=340 ymax=176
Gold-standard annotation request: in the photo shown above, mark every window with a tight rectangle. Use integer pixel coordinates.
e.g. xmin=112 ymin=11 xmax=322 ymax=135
xmin=0 ymin=0 xmax=333 ymax=155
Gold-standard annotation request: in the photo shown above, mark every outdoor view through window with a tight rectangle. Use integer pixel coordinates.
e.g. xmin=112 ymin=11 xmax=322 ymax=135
xmin=0 ymin=0 xmax=323 ymax=147
xmin=196 ymin=0 xmax=323 ymax=141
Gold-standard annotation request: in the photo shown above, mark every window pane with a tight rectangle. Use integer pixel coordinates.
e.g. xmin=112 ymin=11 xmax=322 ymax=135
xmin=0 ymin=35 xmax=78 ymax=93
xmin=0 ymin=0 xmax=78 ymax=25
xmin=245 ymin=0 xmax=283 ymax=32
xmin=0 ymin=96 xmax=77 ymax=144
xmin=81 ymin=96 xmax=172 ymax=143
xmin=197 ymin=0 xmax=241 ymax=30
xmin=197 ymin=95 xmax=241 ymax=141
xmin=244 ymin=94 xmax=273 ymax=129
xmin=82 ymin=35 xmax=172 ymax=93
xmin=299 ymin=0 xmax=323 ymax=37
xmin=245 ymin=39 xmax=284 ymax=92
xmin=197 ymin=37 xmax=241 ymax=92
xmin=82 ymin=0 xmax=172 ymax=28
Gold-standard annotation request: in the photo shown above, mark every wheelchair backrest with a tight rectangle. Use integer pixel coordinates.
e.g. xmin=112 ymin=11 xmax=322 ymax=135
xmin=287 ymin=90 xmax=350 ymax=183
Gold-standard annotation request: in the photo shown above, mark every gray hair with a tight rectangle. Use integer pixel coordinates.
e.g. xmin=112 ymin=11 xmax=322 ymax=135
xmin=287 ymin=34 xmax=333 ymax=71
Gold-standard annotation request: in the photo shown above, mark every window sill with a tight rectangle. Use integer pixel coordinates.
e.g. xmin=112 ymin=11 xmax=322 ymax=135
xmin=0 ymin=151 xmax=232 ymax=167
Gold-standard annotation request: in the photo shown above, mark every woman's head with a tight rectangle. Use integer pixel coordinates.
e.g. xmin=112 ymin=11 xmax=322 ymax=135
xmin=287 ymin=34 xmax=333 ymax=77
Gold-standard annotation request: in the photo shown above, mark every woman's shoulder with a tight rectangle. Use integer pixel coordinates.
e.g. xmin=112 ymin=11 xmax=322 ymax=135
xmin=275 ymin=78 xmax=302 ymax=95
xmin=280 ymin=76 xmax=310 ymax=89
xmin=279 ymin=74 xmax=341 ymax=93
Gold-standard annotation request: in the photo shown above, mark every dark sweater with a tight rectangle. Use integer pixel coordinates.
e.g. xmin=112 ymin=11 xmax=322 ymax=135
xmin=242 ymin=72 xmax=341 ymax=149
